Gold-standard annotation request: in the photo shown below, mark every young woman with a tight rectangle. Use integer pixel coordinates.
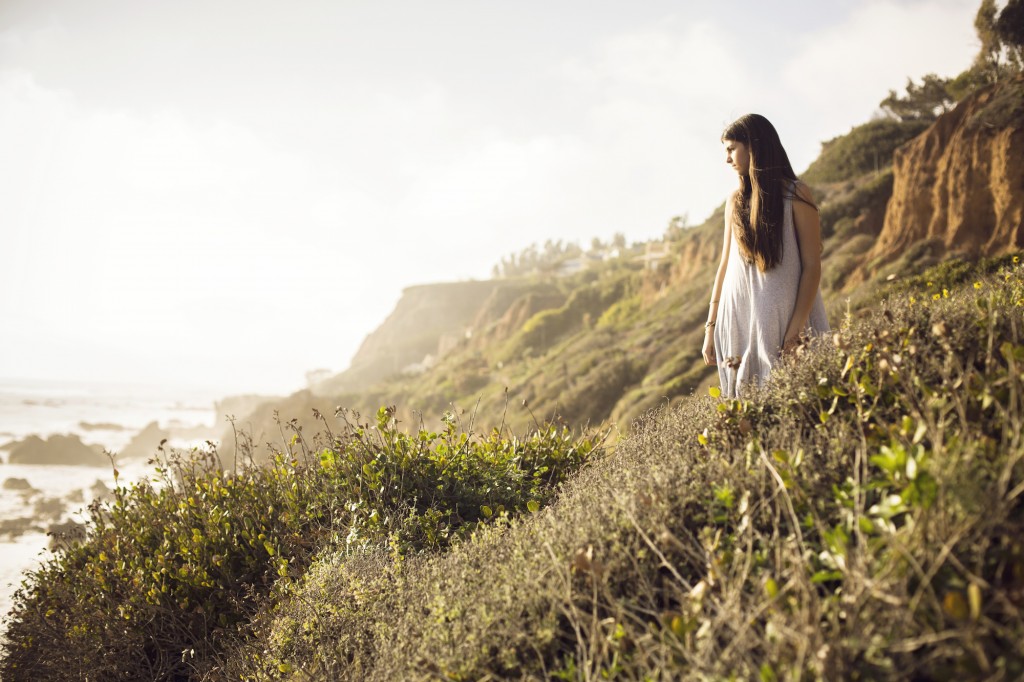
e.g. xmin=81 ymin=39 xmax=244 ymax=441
xmin=701 ymin=113 xmax=829 ymax=397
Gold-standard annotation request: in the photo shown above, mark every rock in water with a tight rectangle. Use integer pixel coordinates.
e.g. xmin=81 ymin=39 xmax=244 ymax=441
xmin=34 ymin=497 xmax=66 ymax=522
xmin=118 ymin=421 xmax=170 ymax=460
xmin=6 ymin=434 xmax=108 ymax=467
xmin=90 ymin=479 xmax=112 ymax=501
xmin=2 ymin=477 xmax=36 ymax=492
xmin=48 ymin=520 xmax=86 ymax=551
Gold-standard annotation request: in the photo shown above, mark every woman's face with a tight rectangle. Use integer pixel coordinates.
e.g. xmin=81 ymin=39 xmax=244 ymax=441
xmin=723 ymin=139 xmax=750 ymax=176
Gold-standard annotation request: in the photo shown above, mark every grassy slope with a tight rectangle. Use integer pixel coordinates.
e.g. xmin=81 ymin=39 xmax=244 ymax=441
xmin=231 ymin=254 xmax=1024 ymax=681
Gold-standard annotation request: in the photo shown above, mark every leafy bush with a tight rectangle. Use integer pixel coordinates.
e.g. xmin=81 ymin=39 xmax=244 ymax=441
xmin=226 ymin=256 xmax=1024 ymax=680
xmin=802 ymin=119 xmax=930 ymax=184
xmin=508 ymin=274 xmax=632 ymax=360
xmin=0 ymin=409 xmax=600 ymax=681
xmin=555 ymin=351 xmax=646 ymax=425
xmin=817 ymin=169 xmax=894 ymax=239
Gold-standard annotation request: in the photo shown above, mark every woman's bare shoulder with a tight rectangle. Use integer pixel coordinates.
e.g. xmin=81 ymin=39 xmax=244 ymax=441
xmin=793 ymin=180 xmax=814 ymax=203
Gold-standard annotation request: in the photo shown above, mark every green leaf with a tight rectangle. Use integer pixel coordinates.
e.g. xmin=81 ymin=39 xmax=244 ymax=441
xmin=713 ymin=483 xmax=734 ymax=509
xmin=670 ymin=615 xmax=687 ymax=638
xmin=481 ymin=505 xmax=493 ymax=518
xmin=709 ymin=386 xmax=722 ymax=398
xmin=527 ymin=500 xmax=540 ymax=513
xmin=810 ymin=570 xmax=842 ymax=584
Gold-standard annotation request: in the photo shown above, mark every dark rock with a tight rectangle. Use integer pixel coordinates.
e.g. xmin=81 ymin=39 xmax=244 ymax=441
xmin=34 ymin=496 xmax=66 ymax=522
xmin=2 ymin=477 xmax=36 ymax=491
xmin=48 ymin=520 xmax=86 ymax=551
xmin=6 ymin=434 xmax=108 ymax=467
xmin=118 ymin=421 xmax=170 ymax=460
xmin=0 ymin=517 xmax=41 ymax=539
xmin=90 ymin=479 xmax=112 ymax=501
xmin=66 ymin=488 xmax=85 ymax=504
xmin=78 ymin=421 xmax=127 ymax=431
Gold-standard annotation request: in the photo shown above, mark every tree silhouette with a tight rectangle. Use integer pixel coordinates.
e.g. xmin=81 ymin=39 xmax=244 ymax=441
xmin=880 ymin=74 xmax=955 ymax=121
xmin=996 ymin=0 xmax=1024 ymax=69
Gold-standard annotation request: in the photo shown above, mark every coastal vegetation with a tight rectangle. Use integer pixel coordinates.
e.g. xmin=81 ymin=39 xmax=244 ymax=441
xmin=3 ymin=257 xmax=1022 ymax=680
xmin=2 ymin=3 xmax=1023 ymax=679
xmin=1 ymin=410 xmax=599 ymax=680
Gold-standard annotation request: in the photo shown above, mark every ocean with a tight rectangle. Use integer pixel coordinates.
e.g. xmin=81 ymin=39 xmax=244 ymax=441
xmin=0 ymin=377 xmax=222 ymax=623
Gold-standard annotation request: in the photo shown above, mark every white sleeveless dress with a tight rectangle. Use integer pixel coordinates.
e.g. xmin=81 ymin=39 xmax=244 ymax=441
xmin=713 ymin=189 xmax=829 ymax=398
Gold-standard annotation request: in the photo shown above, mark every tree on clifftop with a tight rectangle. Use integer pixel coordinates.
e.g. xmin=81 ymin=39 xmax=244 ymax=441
xmin=996 ymin=0 xmax=1024 ymax=69
xmin=974 ymin=0 xmax=1004 ymax=83
xmin=879 ymin=74 xmax=955 ymax=121
xmin=947 ymin=0 xmax=1023 ymax=100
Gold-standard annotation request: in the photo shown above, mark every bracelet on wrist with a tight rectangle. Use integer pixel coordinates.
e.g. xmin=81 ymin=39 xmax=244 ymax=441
xmin=704 ymin=320 xmax=716 ymax=329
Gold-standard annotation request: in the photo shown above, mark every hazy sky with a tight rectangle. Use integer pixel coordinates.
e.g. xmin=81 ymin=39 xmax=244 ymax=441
xmin=1 ymin=0 xmax=980 ymax=394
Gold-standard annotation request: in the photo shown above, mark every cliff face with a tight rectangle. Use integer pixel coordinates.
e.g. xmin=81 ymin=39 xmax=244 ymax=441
xmin=315 ymin=280 xmax=502 ymax=395
xmin=669 ymin=211 xmax=721 ymax=284
xmin=872 ymin=76 xmax=1024 ymax=263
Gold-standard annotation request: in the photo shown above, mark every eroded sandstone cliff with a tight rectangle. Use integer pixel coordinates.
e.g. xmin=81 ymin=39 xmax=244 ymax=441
xmin=872 ymin=75 xmax=1024 ymax=265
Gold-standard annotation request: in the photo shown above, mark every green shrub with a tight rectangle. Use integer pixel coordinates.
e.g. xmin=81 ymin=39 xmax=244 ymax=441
xmin=0 ymin=409 xmax=600 ymax=681
xmin=555 ymin=351 xmax=646 ymax=425
xmin=802 ymin=119 xmax=930 ymax=184
xmin=818 ymin=169 xmax=894 ymax=239
xmin=508 ymin=274 xmax=633 ymax=360
xmin=596 ymin=294 xmax=642 ymax=329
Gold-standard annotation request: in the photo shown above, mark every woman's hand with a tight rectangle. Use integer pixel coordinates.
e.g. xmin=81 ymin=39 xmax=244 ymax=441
xmin=780 ymin=333 xmax=803 ymax=357
xmin=702 ymin=329 xmax=717 ymax=365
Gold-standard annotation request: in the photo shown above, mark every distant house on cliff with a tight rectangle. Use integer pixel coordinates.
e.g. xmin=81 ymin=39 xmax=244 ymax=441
xmin=638 ymin=240 xmax=670 ymax=270
xmin=305 ymin=368 xmax=333 ymax=388
xmin=553 ymin=251 xmax=610 ymax=278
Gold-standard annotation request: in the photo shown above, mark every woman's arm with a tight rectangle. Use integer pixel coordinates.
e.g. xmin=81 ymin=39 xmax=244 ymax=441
xmin=782 ymin=182 xmax=822 ymax=353
xmin=702 ymin=198 xmax=733 ymax=366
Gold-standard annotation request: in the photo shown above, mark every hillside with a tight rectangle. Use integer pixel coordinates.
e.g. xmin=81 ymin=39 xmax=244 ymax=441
xmin=5 ymin=255 xmax=1021 ymax=680
xmin=222 ymin=76 xmax=1023 ymax=455
xmin=232 ymin=254 xmax=1024 ymax=680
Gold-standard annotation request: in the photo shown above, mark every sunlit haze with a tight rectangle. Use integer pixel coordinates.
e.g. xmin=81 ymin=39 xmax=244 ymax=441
xmin=1 ymin=0 xmax=979 ymax=395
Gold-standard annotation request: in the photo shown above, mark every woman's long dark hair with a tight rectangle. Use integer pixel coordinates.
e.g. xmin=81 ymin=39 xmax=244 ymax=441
xmin=722 ymin=114 xmax=813 ymax=272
